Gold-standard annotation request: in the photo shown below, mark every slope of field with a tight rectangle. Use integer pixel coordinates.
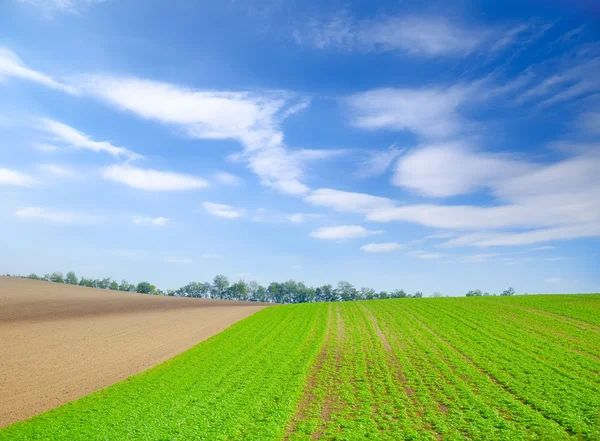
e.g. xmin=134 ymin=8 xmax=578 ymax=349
xmin=0 ymin=277 xmax=267 ymax=427
xmin=1 ymin=293 xmax=599 ymax=440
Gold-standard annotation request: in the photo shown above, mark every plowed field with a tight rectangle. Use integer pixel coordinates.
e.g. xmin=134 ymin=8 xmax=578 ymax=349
xmin=0 ymin=277 xmax=266 ymax=427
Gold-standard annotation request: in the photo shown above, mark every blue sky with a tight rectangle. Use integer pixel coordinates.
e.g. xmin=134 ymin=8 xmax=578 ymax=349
xmin=1 ymin=0 xmax=599 ymax=295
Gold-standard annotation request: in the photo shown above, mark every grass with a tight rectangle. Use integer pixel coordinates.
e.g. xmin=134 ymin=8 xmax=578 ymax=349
xmin=2 ymin=295 xmax=600 ymax=440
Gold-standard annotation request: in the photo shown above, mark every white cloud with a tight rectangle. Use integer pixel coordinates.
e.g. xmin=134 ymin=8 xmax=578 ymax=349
xmin=203 ymin=202 xmax=243 ymax=219
xmin=576 ymin=111 xmax=600 ymax=135
xmin=295 ymin=13 xmax=526 ymax=57
xmin=442 ymin=224 xmax=600 ymax=247
xmin=39 ymin=119 xmax=141 ymax=160
xmin=545 ymin=277 xmax=564 ymax=285
xmin=133 ymin=216 xmax=170 ymax=227
xmin=287 ymin=213 xmax=323 ymax=224
xmin=305 ymin=148 xmax=600 ymax=247
xmin=0 ymin=47 xmax=75 ymax=93
xmin=360 ymin=242 xmax=402 ymax=253
xmin=368 ymin=199 xmax=599 ymax=230
xmin=34 ymin=143 xmax=60 ymax=152
xmin=0 ymin=48 xmax=337 ymax=195
xmin=532 ymin=245 xmax=554 ymax=250
xmin=347 ymin=86 xmax=471 ymax=139
xmin=356 ymin=144 xmax=404 ymax=178
xmin=463 ymin=253 xmax=500 ymax=263
xmin=304 ymin=188 xmax=395 ymax=213
xmin=309 ymin=225 xmax=382 ymax=240
xmin=0 ymin=168 xmax=35 ymax=186
xmin=78 ymin=75 xmax=316 ymax=194
xmin=103 ymin=164 xmax=208 ymax=191
xmin=17 ymin=0 xmax=107 ymax=16
xmin=393 ymin=143 xmax=532 ymax=197
xmin=15 ymin=206 xmax=96 ymax=223
xmin=406 ymin=250 xmax=443 ymax=259
xmin=518 ymin=52 xmax=600 ymax=107
xmin=359 ymin=15 xmax=487 ymax=57
xmin=165 ymin=257 xmax=192 ymax=264
xmin=214 ymin=172 xmax=243 ymax=186
xmin=38 ymin=164 xmax=78 ymax=178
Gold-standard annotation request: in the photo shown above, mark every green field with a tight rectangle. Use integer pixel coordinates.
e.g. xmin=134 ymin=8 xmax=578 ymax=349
xmin=2 ymin=295 xmax=600 ymax=440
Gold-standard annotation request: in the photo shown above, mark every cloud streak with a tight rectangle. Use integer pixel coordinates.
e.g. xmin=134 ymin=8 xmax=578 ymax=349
xmin=203 ymin=202 xmax=244 ymax=219
xmin=103 ymin=165 xmax=209 ymax=191
xmin=0 ymin=168 xmax=35 ymax=187
xmin=310 ymin=225 xmax=382 ymax=240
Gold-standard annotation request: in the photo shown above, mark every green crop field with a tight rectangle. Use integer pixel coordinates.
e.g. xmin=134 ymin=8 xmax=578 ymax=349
xmin=2 ymin=295 xmax=600 ymax=440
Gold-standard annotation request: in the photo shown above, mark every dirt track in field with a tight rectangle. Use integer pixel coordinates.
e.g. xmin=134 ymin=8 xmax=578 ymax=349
xmin=0 ymin=277 xmax=268 ymax=428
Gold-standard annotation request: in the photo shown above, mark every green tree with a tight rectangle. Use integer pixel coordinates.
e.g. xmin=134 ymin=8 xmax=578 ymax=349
xmin=413 ymin=291 xmax=423 ymax=298
xmin=361 ymin=287 xmax=377 ymax=300
xmin=65 ymin=271 xmax=78 ymax=285
xmin=118 ymin=279 xmax=133 ymax=292
xmin=136 ymin=281 xmax=154 ymax=294
xmin=501 ymin=287 xmax=516 ymax=296
xmin=466 ymin=289 xmax=483 ymax=297
xmin=109 ymin=280 xmax=119 ymax=290
xmin=79 ymin=277 xmax=94 ymax=287
xmin=49 ymin=272 xmax=64 ymax=283
xmin=211 ymin=275 xmax=229 ymax=299
xmin=336 ymin=281 xmax=357 ymax=301
xmin=267 ymin=282 xmax=285 ymax=303
xmin=228 ymin=280 xmax=248 ymax=301
xmin=391 ymin=289 xmax=407 ymax=298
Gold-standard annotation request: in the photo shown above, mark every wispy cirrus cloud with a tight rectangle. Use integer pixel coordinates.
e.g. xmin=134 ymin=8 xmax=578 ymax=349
xmin=133 ymin=216 xmax=170 ymax=227
xmin=286 ymin=213 xmax=323 ymax=224
xmin=305 ymin=146 xmax=600 ymax=247
xmin=38 ymin=119 xmax=141 ymax=161
xmin=347 ymin=85 xmax=473 ymax=140
xmin=103 ymin=164 xmax=208 ymax=191
xmin=214 ymin=172 xmax=243 ymax=187
xmin=293 ymin=13 xmax=539 ymax=58
xmin=17 ymin=0 xmax=108 ymax=17
xmin=0 ymin=48 xmax=339 ymax=195
xmin=78 ymin=75 xmax=320 ymax=195
xmin=309 ymin=225 xmax=382 ymax=240
xmin=361 ymin=242 xmax=402 ymax=253
xmin=304 ymin=188 xmax=395 ymax=213
xmin=0 ymin=168 xmax=35 ymax=187
xmin=38 ymin=164 xmax=79 ymax=179
xmin=355 ymin=144 xmax=404 ymax=178
xmin=0 ymin=48 xmax=75 ymax=93
xmin=392 ymin=142 xmax=532 ymax=197
xmin=202 ymin=202 xmax=244 ymax=219
xmin=406 ymin=250 xmax=443 ymax=260
xmin=15 ymin=206 xmax=97 ymax=224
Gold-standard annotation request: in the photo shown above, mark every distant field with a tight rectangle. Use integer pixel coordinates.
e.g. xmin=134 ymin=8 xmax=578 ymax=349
xmin=1 ymin=289 xmax=599 ymax=440
xmin=0 ymin=277 xmax=266 ymax=427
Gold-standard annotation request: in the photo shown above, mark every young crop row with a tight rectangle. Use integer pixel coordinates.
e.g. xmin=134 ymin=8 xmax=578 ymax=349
xmin=408 ymin=299 xmax=600 ymax=438
xmin=286 ymin=296 xmax=600 ymax=441
xmin=0 ymin=303 xmax=329 ymax=441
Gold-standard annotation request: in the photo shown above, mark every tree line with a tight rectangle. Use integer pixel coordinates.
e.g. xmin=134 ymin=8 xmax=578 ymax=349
xmin=5 ymin=271 xmax=515 ymax=302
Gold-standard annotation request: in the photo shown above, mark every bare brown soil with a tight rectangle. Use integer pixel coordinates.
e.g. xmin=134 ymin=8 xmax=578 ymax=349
xmin=0 ymin=277 xmax=267 ymax=428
